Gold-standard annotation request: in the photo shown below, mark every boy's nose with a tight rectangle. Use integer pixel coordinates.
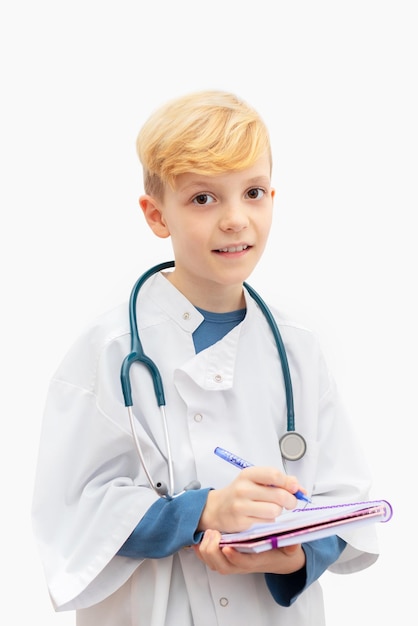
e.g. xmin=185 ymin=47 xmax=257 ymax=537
xmin=219 ymin=206 xmax=249 ymax=232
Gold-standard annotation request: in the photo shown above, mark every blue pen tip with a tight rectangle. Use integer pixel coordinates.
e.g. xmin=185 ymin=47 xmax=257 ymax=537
xmin=295 ymin=490 xmax=311 ymax=503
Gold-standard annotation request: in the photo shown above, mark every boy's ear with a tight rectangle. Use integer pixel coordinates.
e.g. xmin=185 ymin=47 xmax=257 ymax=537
xmin=139 ymin=195 xmax=170 ymax=239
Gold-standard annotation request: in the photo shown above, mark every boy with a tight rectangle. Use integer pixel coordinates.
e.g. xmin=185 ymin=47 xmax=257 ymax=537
xmin=32 ymin=90 xmax=379 ymax=625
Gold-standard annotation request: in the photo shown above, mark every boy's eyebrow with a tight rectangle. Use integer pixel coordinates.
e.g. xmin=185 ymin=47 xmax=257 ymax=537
xmin=245 ymin=175 xmax=271 ymax=186
xmin=177 ymin=180 xmax=212 ymax=192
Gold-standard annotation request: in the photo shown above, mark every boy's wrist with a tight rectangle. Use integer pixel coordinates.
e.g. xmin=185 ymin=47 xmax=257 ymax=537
xmin=197 ymin=488 xmax=220 ymax=532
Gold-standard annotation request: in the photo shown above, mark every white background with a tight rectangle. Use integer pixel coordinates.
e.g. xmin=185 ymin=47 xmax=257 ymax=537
xmin=1 ymin=1 xmax=417 ymax=623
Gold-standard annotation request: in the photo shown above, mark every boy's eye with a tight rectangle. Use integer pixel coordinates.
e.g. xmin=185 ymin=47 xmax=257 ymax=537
xmin=246 ymin=187 xmax=265 ymax=200
xmin=192 ymin=193 xmax=215 ymax=205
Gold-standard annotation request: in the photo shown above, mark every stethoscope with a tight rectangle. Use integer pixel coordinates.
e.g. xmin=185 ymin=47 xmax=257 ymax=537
xmin=120 ymin=261 xmax=306 ymax=500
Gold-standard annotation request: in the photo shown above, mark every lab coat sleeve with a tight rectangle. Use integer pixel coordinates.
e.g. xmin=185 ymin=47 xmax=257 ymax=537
xmin=279 ymin=317 xmax=380 ymax=574
xmin=117 ymin=488 xmax=210 ymax=558
xmin=32 ymin=376 xmax=160 ymax=610
xmin=310 ymin=374 xmax=380 ymax=573
xmin=265 ymin=536 xmax=347 ymax=606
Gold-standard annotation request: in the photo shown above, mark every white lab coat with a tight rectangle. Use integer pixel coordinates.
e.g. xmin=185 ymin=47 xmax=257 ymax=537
xmin=32 ymin=272 xmax=379 ymax=625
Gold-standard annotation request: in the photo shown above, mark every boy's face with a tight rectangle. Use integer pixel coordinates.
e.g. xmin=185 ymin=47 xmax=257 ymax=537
xmin=140 ymin=152 xmax=274 ymax=310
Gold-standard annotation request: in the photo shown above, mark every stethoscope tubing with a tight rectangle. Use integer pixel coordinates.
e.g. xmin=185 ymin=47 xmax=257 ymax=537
xmin=121 ymin=260 xmax=175 ymax=408
xmin=242 ymin=282 xmax=295 ymax=432
xmin=120 ymin=261 xmax=305 ymax=498
xmin=121 ymin=260 xmax=295 ymax=430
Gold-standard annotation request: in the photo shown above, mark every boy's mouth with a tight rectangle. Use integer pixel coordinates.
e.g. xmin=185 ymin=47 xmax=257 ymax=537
xmin=216 ymin=244 xmax=250 ymax=253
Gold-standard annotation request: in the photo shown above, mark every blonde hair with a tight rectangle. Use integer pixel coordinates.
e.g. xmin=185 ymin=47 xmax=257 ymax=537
xmin=136 ymin=90 xmax=272 ymax=198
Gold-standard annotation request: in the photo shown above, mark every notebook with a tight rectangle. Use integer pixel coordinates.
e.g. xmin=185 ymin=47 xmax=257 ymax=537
xmin=219 ymin=499 xmax=392 ymax=553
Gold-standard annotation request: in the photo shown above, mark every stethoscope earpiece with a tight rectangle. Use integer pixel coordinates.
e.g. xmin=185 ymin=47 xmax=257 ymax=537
xmin=184 ymin=480 xmax=201 ymax=491
xmin=155 ymin=482 xmax=169 ymax=497
xmin=154 ymin=480 xmax=201 ymax=500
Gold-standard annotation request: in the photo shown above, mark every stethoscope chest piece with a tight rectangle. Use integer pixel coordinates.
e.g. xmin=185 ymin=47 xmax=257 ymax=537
xmin=279 ymin=432 xmax=307 ymax=461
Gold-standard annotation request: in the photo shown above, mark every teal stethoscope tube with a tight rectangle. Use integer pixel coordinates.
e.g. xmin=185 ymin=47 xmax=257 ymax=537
xmin=121 ymin=260 xmax=174 ymax=408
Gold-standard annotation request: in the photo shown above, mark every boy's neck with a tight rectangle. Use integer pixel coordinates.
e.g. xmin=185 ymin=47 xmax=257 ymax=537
xmin=162 ymin=271 xmax=245 ymax=313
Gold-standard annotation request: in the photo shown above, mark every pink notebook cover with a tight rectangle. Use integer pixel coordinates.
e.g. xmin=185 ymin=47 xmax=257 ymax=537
xmin=219 ymin=500 xmax=392 ymax=553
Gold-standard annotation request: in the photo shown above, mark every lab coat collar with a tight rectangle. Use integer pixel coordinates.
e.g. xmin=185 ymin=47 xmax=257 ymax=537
xmin=140 ymin=271 xmax=204 ymax=333
xmin=172 ymin=283 xmax=264 ymax=392
xmin=141 ymin=271 xmax=262 ymax=334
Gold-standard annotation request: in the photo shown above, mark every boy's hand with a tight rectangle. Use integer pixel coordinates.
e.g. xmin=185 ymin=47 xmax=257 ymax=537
xmin=198 ymin=466 xmax=304 ymax=533
xmin=193 ymin=529 xmax=306 ymax=575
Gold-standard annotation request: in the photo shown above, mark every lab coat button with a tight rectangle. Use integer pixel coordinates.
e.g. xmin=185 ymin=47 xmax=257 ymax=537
xmin=214 ymin=374 xmax=222 ymax=383
xmin=194 ymin=413 xmax=203 ymax=422
xmin=219 ymin=597 xmax=229 ymax=607
xmin=182 ymin=312 xmax=191 ymax=320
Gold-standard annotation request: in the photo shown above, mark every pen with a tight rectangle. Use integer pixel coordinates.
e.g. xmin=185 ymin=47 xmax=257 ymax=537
xmin=214 ymin=446 xmax=312 ymax=504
